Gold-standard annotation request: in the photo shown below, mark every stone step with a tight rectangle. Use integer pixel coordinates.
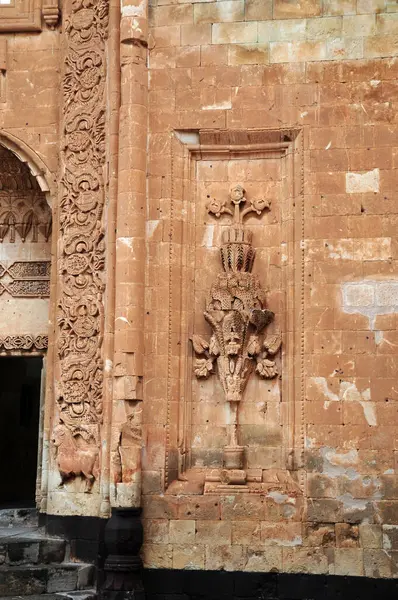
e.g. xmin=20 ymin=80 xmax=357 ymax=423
xmin=0 ymin=534 xmax=67 ymax=566
xmin=0 ymin=564 xmax=94 ymax=596
xmin=1 ymin=592 xmax=96 ymax=600
xmin=0 ymin=510 xmax=39 ymax=529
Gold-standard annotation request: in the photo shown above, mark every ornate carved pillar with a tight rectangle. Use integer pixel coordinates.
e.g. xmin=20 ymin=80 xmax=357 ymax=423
xmin=47 ymin=0 xmax=110 ymax=516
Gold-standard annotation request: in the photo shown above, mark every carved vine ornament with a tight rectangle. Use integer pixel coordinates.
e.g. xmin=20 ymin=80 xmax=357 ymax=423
xmin=52 ymin=0 xmax=109 ymax=492
xmin=192 ymin=184 xmax=281 ymax=477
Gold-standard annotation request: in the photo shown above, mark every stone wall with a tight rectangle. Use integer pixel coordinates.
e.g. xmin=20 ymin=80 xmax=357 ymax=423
xmin=0 ymin=27 xmax=59 ymax=175
xmin=143 ymin=0 xmax=398 ymax=578
xmin=0 ymin=0 xmax=398 ymax=584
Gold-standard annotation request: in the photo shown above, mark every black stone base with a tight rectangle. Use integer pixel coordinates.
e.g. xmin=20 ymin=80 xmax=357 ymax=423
xmin=143 ymin=569 xmax=398 ymax=600
xmin=42 ymin=513 xmax=106 ymax=563
xmin=98 ymin=508 xmax=144 ymax=600
xmin=41 ymin=511 xmax=145 ymax=598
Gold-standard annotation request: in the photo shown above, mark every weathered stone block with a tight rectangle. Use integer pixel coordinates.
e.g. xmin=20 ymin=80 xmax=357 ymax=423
xmin=304 ymin=523 xmax=336 ymax=547
xmin=212 ymin=22 xmax=258 ymax=44
xmin=282 ymin=547 xmax=329 ymax=574
xmin=336 ymin=523 xmax=360 ymax=547
xmin=307 ymin=499 xmax=342 ymax=523
xmin=274 ymin=0 xmax=321 ymax=19
xmin=245 ymin=0 xmax=273 ymax=20
xmin=169 ymin=520 xmax=195 ymax=544
xmin=245 ymin=548 xmax=283 ymax=572
xmin=172 ymin=544 xmax=205 ymax=569
xmin=364 ymin=549 xmax=392 ymax=577
xmin=194 ymin=1 xmax=244 ymax=24
xmin=334 ymin=548 xmax=364 ymax=576
xmin=359 ymin=524 xmax=383 ymax=548
xmin=205 ymin=544 xmax=247 ymax=571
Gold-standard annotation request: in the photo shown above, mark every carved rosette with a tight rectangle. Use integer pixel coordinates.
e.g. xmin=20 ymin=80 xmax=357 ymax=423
xmin=192 ymin=185 xmax=282 ymax=475
xmin=54 ymin=0 xmax=109 ymax=487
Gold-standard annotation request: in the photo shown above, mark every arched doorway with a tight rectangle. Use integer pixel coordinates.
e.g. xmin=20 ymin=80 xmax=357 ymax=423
xmin=0 ymin=145 xmax=52 ymax=508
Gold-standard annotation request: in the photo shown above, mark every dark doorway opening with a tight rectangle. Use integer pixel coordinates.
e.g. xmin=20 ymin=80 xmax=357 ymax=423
xmin=0 ymin=356 xmax=42 ymax=508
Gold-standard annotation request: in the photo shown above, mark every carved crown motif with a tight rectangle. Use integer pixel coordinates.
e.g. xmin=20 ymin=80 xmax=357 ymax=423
xmin=220 ymin=227 xmax=255 ymax=273
xmin=207 ymin=184 xmax=271 ymax=274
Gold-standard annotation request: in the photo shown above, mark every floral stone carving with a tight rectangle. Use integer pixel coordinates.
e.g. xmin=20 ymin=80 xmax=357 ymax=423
xmin=53 ymin=0 xmax=109 ymax=490
xmin=192 ymin=184 xmax=281 ymax=482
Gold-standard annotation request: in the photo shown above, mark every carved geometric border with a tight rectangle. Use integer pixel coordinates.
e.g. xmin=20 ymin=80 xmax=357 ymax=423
xmin=0 ymin=260 xmax=50 ymax=297
xmin=0 ymin=334 xmax=48 ymax=351
xmin=164 ymin=128 xmax=305 ymax=490
xmin=0 ymin=0 xmax=41 ymax=31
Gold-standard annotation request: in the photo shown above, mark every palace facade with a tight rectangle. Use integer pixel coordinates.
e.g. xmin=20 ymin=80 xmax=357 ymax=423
xmin=0 ymin=0 xmax=398 ymax=598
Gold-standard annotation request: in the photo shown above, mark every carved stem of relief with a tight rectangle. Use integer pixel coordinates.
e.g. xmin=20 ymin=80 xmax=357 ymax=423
xmin=191 ymin=185 xmax=282 ymax=480
xmin=52 ymin=0 xmax=109 ymax=492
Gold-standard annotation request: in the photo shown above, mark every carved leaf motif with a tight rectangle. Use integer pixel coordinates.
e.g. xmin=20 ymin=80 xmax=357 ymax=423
xmin=256 ymin=358 xmax=278 ymax=379
xmin=264 ymin=333 xmax=282 ymax=355
xmin=249 ymin=308 xmax=274 ymax=333
xmin=209 ymin=334 xmax=220 ymax=356
xmin=191 ymin=334 xmax=209 ymax=355
xmin=194 ymin=358 xmax=214 ymax=378
xmin=246 ymin=335 xmax=261 ymax=357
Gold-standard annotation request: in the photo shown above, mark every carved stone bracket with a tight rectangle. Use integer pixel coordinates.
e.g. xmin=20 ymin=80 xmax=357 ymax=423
xmin=191 ymin=184 xmax=282 ymax=485
xmin=42 ymin=0 xmax=59 ymax=28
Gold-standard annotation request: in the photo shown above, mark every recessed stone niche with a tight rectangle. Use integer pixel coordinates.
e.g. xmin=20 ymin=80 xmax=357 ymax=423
xmin=163 ymin=128 xmax=305 ymax=493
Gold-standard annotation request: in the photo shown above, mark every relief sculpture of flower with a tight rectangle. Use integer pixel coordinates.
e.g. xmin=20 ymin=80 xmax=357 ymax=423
xmin=209 ymin=334 xmax=220 ymax=356
xmin=206 ymin=197 xmax=232 ymax=218
xmin=251 ymin=197 xmax=270 ymax=214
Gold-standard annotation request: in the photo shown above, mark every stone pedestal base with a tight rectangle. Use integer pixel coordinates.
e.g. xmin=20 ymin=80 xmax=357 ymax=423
xmin=223 ymin=445 xmax=245 ymax=470
xmin=99 ymin=507 xmax=144 ymax=600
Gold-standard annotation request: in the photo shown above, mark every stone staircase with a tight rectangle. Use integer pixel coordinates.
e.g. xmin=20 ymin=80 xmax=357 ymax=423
xmin=0 ymin=509 xmax=96 ymax=600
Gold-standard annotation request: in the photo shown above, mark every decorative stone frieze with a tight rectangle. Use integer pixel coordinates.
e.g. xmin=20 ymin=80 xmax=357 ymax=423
xmin=0 ymin=334 xmax=48 ymax=351
xmin=0 ymin=261 xmax=50 ymax=297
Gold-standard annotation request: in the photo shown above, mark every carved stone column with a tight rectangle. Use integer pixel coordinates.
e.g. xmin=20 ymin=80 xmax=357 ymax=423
xmin=48 ymin=0 xmax=109 ymax=516
xmin=99 ymin=507 xmax=144 ymax=600
xmin=109 ymin=0 xmax=148 ymax=511
xmin=99 ymin=1 xmax=148 ymax=596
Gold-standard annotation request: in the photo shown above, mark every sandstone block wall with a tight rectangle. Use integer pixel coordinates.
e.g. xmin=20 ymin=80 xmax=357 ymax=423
xmin=0 ymin=29 xmax=59 ymax=175
xmin=0 ymin=0 xmax=398 ymax=581
xmin=143 ymin=0 xmax=398 ymax=577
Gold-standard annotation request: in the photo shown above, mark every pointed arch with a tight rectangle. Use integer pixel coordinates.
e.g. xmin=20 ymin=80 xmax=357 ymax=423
xmin=0 ymin=130 xmax=56 ymax=200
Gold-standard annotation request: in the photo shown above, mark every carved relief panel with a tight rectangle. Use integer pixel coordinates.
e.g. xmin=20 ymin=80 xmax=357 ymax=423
xmin=0 ymin=146 xmax=52 ymax=346
xmin=164 ymin=130 xmax=304 ymax=493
